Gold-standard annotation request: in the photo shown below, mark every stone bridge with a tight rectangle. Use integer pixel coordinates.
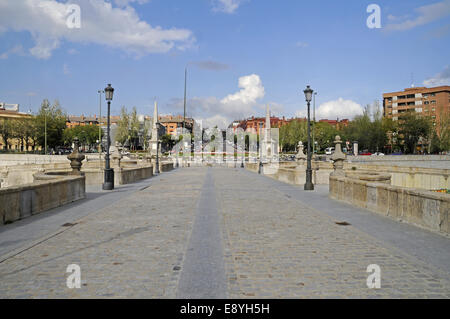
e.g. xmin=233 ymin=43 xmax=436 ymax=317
xmin=0 ymin=166 xmax=449 ymax=298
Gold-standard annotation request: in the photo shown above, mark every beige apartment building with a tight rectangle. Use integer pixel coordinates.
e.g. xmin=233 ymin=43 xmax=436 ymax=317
xmin=383 ymin=86 xmax=450 ymax=134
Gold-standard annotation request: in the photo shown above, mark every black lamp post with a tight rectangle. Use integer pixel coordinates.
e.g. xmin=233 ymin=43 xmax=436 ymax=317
xmin=304 ymin=85 xmax=314 ymax=190
xmin=102 ymin=84 xmax=114 ymax=190
xmin=155 ymin=122 xmax=161 ymax=175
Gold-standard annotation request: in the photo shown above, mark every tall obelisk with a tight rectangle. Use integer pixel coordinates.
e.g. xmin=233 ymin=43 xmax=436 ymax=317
xmin=150 ymin=101 xmax=159 ymax=157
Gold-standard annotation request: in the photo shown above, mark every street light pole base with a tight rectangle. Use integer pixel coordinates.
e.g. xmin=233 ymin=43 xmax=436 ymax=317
xmin=103 ymin=168 xmax=114 ymax=190
xmin=304 ymin=182 xmax=314 ymax=191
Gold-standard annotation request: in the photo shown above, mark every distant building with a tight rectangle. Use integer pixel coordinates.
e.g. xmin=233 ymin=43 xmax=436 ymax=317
xmin=159 ymin=115 xmax=195 ymax=136
xmin=233 ymin=116 xmax=291 ymax=135
xmin=0 ymin=103 xmax=34 ymax=151
xmin=66 ymin=115 xmax=121 ymax=128
xmin=318 ymin=119 xmax=349 ymax=129
xmin=383 ymin=85 xmax=450 ymax=134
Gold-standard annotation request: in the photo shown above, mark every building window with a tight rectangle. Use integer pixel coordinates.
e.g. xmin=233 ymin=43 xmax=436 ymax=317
xmin=424 ymin=101 xmax=429 ymax=105
xmin=431 ymin=100 xmax=436 ymax=104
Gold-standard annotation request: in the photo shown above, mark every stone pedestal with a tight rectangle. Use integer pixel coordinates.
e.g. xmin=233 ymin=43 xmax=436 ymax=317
xmin=331 ymin=135 xmax=346 ymax=176
xmin=295 ymin=141 xmax=306 ymax=165
xmin=67 ymin=137 xmax=85 ymax=176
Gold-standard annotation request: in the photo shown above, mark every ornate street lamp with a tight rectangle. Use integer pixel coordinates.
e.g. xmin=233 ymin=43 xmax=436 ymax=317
xmin=303 ymin=85 xmax=314 ymax=190
xmin=102 ymin=84 xmax=114 ymax=190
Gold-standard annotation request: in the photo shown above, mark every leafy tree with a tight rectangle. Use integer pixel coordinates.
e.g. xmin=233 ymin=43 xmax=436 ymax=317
xmin=279 ymin=119 xmax=307 ymax=152
xmin=314 ymin=122 xmax=338 ymax=152
xmin=398 ymin=112 xmax=431 ymax=154
xmin=436 ymin=110 xmax=450 ymax=153
xmin=115 ymin=106 xmax=130 ymax=146
xmin=34 ymin=99 xmax=67 ymax=152
xmin=0 ymin=118 xmax=14 ymax=150
xmin=430 ymin=131 xmax=441 ymax=154
xmin=129 ymin=107 xmax=141 ymax=150
xmin=63 ymin=125 xmax=102 ymax=150
xmin=342 ymin=105 xmax=391 ymax=153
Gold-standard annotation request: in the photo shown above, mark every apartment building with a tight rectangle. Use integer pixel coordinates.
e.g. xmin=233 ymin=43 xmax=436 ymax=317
xmin=383 ymin=86 xmax=450 ymax=133
xmin=159 ymin=115 xmax=194 ymax=136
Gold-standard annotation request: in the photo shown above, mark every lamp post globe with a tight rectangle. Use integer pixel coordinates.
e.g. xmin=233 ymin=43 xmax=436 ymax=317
xmin=303 ymin=85 xmax=314 ymax=191
xmin=102 ymin=84 xmax=115 ymax=190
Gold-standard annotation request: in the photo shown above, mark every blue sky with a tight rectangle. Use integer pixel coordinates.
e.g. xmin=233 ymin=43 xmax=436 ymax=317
xmin=0 ymin=0 xmax=449 ymax=128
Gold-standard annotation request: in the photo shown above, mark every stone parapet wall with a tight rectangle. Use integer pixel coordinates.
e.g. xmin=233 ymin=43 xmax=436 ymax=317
xmin=82 ymin=165 xmax=154 ymax=186
xmin=347 ymin=155 xmax=450 ymax=162
xmin=161 ymin=162 xmax=174 ymax=172
xmin=0 ymin=173 xmax=85 ymax=226
xmin=118 ymin=166 xmax=153 ymax=185
xmin=329 ymin=175 xmax=450 ymax=236
xmin=344 ymin=163 xmax=449 ymax=190
xmin=0 ymin=154 xmax=69 ymax=166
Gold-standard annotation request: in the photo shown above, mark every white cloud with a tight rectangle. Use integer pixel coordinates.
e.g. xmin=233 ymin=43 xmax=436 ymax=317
xmin=0 ymin=0 xmax=194 ymax=59
xmin=221 ymin=74 xmax=265 ymax=105
xmin=166 ymin=74 xmax=270 ymax=129
xmin=423 ymin=65 xmax=450 ymax=86
xmin=196 ymin=114 xmax=231 ymax=129
xmin=299 ymin=98 xmax=363 ymax=120
xmin=386 ymin=0 xmax=450 ymax=31
xmin=113 ymin=0 xmax=149 ymax=8
xmin=212 ymin=0 xmax=245 ymax=14
xmin=0 ymin=44 xmax=25 ymax=59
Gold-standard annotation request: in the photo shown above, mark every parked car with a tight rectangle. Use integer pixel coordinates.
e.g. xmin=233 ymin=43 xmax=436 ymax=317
xmin=359 ymin=151 xmax=372 ymax=156
xmin=325 ymin=147 xmax=334 ymax=155
xmin=371 ymin=152 xmax=384 ymax=156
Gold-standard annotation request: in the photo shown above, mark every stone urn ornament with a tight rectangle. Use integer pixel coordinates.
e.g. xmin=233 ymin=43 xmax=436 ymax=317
xmin=67 ymin=137 xmax=85 ymax=175
xmin=295 ymin=141 xmax=306 ymax=164
xmin=331 ymin=135 xmax=346 ymax=176
xmin=111 ymin=141 xmax=123 ymax=168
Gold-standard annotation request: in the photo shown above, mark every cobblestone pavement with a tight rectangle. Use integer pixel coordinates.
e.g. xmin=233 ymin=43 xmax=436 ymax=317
xmin=0 ymin=169 xmax=205 ymax=298
xmin=0 ymin=167 xmax=449 ymax=298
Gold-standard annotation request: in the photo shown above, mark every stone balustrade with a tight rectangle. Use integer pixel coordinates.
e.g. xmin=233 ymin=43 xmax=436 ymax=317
xmin=329 ymin=174 xmax=449 ymax=236
xmin=0 ymin=172 xmax=85 ymax=226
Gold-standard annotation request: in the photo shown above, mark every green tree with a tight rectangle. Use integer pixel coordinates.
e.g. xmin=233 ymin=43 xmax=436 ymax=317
xmin=129 ymin=107 xmax=140 ymax=150
xmin=115 ymin=106 xmax=130 ymax=146
xmin=436 ymin=110 xmax=450 ymax=153
xmin=34 ymin=99 xmax=67 ymax=152
xmin=63 ymin=125 xmax=102 ymax=151
xmin=314 ymin=122 xmax=338 ymax=153
xmin=279 ymin=119 xmax=307 ymax=152
xmin=0 ymin=118 xmax=14 ymax=150
xmin=398 ymin=112 xmax=431 ymax=154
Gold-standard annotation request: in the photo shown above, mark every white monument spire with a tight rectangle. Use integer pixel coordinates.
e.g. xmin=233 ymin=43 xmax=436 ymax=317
xmin=265 ymin=104 xmax=271 ymax=130
xmin=150 ymin=101 xmax=159 ymax=156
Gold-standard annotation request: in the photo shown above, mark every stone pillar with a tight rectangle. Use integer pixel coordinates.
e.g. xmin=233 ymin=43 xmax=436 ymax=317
xmin=67 ymin=137 xmax=85 ymax=175
xmin=331 ymin=135 xmax=346 ymax=176
xmin=111 ymin=141 xmax=123 ymax=168
xmin=353 ymin=141 xmax=358 ymax=156
xmin=295 ymin=141 xmax=306 ymax=165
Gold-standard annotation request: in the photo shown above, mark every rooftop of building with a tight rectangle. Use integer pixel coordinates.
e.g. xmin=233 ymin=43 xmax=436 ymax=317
xmin=383 ymin=85 xmax=450 ymax=97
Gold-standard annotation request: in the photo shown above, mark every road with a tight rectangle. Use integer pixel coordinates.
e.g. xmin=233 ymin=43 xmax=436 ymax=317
xmin=0 ymin=167 xmax=449 ymax=298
